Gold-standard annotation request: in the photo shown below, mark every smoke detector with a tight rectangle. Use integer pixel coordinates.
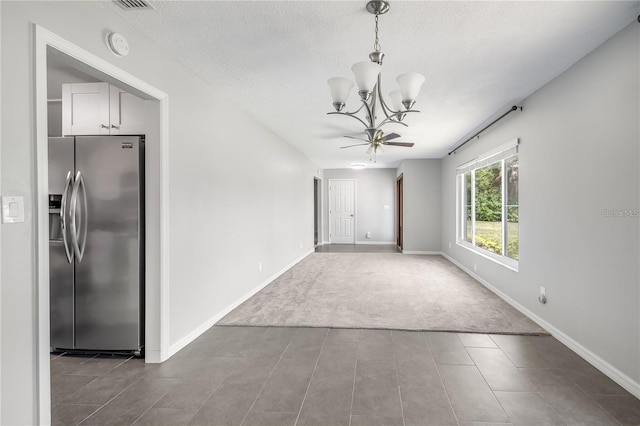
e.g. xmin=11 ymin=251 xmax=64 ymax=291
xmin=106 ymin=32 xmax=130 ymax=57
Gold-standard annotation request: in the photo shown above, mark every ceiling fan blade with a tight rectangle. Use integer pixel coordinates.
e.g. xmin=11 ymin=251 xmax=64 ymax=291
xmin=343 ymin=135 xmax=370 ymax=142
xmin=340 ymin=143 xmax=370 ymax=149
xmin=383 ymin=142 xmax=415 ymax=147
xmin=382 ymin=132 xmax=402 ymax=141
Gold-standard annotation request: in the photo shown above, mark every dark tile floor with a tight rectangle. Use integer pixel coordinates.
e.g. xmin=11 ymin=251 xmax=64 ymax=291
xmin=51 ymin=327 xmax=640 ymax=425
xmin=315 ymin=244 xmax=401 ymax=253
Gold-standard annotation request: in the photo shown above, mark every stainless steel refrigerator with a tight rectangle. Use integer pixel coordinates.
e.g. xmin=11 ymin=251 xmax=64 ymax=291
xmin=49 ymin=136 xmax=144 ymax=355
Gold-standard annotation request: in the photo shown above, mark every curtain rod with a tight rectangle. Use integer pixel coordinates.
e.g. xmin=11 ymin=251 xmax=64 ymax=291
xmin=448 ymin=105 xmax=522 ymax=156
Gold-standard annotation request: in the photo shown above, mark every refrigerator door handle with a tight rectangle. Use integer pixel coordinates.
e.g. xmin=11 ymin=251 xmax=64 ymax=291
xmin=60 ymin=171 xmax=74 ymax=263
xmin=70 ymin=171 xmax=88 ymax=263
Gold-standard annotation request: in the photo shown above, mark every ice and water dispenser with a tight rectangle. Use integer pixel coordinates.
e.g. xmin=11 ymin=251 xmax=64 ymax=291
xmin=49 ymin=194 xmax=63 ymax=241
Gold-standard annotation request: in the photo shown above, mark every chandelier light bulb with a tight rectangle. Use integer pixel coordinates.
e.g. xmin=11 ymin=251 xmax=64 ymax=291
xmin=327 ymin=77 xmax=354 ymax=111
xmin=396 ymin=72 xmax=425 ymax=107
xmin=351 ymin=61 xmax=381 ymax=100
xmin=389 ymin=90 xmax=403 ymax=111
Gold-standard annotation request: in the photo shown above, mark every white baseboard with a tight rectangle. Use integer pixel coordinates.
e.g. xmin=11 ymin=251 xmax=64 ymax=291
xmin=442 ymin=253 xmax=640 ymax=400
xmin=167 ymin=249 xmax=315 ymax=358
xmin=402 ymin=250 xmax=443 ymax=255
xmin=356 ymin=240 xmax=396 ymax=245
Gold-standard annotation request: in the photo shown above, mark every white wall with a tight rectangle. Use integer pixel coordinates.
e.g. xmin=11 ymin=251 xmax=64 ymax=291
xmin=441 ymin=22 xmax=639 ymax=392
xmin=397 ymin=159 xmax=442 ymax=253
xmin=0 ymin=2 xmax=318 ymax=424
xmin=323 ymin=168 xmax=396 ymax=244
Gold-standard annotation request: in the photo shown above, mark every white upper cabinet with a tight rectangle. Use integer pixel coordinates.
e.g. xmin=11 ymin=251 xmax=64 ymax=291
xmin=109 ymin=85 xmax=146 ymax=135
xmin=62 ymin=82 xmax=145 ymax=136
xmin=62 ymin=82 xmax=110 ymax=135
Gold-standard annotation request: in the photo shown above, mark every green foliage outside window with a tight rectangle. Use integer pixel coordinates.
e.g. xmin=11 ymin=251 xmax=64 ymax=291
xmin=461 ymin=154 xmax=519 ymax=262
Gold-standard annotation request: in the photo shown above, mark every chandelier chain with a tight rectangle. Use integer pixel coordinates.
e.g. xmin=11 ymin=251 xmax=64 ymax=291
xmin=373 ymin=14 xmax=381 ymax=52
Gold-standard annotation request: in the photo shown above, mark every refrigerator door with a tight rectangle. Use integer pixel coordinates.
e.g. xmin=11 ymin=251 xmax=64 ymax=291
xmin=49 ymin=137 xmax=76 ymax=349
xmin=50 ymin=241 xmax=75 ymax=349
xmin=74 ymin=136 xmax=143 ymax=351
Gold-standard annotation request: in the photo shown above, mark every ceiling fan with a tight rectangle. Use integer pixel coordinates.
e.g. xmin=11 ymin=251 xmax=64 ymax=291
xmin=340 ymin=129 xmax=414 ymax=162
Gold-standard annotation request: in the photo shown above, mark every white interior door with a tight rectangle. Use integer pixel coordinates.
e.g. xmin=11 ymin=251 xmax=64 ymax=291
xmin=329 ymin=179 xmax=356 ymax=244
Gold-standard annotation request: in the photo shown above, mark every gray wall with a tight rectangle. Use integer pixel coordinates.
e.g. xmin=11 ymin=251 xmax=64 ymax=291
xmin=323 ymin=168 xmax=396 ymax=244
xmin=441 ymin=22 xmax=639 ymax=389
xmin=397 ymin=159 xmax=442 ymax=253
xmin=1 ymin=2 xmax=319 ymax=423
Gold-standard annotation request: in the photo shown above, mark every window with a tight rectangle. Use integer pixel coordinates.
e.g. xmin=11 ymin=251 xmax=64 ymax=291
xmin=457 ymin=141 xmax=519 ymax=269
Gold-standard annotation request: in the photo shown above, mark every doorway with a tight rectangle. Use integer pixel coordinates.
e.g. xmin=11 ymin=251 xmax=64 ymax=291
xmin=314 ymin=177 xmax=321 ymax=247
xmin=396 ymin=174 xmax=404 ymax=250
xmin=328 ymin=179 xmax=356 ymax=244
xmin=35 ymin=25 xmax=169 ymax=423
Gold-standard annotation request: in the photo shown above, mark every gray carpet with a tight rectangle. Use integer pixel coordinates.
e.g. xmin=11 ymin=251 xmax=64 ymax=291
xmin=217 ymin=253 xmax=547 ymax=335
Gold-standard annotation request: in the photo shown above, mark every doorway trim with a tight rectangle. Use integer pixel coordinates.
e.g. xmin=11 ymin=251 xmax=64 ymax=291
xmin=34 ymin=25 xmax=170 ymax=423
xmin=396 ymin=174 xmax=404 ymax=250
xmin=313 ymin=177 xmax=321 ymax=247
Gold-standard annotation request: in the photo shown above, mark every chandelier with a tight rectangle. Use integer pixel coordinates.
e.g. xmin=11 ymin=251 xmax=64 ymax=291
xmin=327 ymin=0 xmax=425 ymax=162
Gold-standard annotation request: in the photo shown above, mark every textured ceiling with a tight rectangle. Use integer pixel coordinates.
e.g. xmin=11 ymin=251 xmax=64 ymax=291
xmin=104 ymin=0 xmax=638 ymax=168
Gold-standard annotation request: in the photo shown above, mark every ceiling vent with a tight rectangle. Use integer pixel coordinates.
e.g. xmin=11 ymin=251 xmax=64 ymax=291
xmin=112 ymin=0 xmax=154 ymax=10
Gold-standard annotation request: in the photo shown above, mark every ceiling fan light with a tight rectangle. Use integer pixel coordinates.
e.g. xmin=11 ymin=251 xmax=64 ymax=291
xmin=327 ymin=77 xmax=354 ymax=106
xmin=351 ymin=61 xmax=381 ymax=95
xmin=396 ymin=72 xmax=425 ymax=106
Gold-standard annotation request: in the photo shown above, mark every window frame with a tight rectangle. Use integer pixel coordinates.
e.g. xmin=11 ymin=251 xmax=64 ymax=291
xmin=456 ymin=139 xmax=519 ymax=271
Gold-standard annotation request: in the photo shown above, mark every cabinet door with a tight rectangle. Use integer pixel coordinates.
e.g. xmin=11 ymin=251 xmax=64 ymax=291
xmin=109 ymin=86 xmax=146 ymax=135
xmin=62 ymin=82 xmax=110 ymax=135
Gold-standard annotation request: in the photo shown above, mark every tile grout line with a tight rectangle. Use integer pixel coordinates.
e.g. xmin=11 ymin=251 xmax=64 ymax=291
xmin=238 ymin=330 xmax=295 ymax=426
xmin=459 ymin=334 xmax=513 ymax=424
xmin=491 ymin=335 xmax=587 ymax=426
xmin=390 ymin=330 xmax=406 ymax=426
xmin=348 ymin=330 xmax=360 ymax=426
xmin=74 ymin=374 xmax=145 ymax=426
xmin=426 ymin=333 xmax=461 ymax=426
xmin=129 ymin=384 xmax=175 ymax=426
xmin=58 ymin=375 xmax=102 ymax=406
xmin=293 ymin=328 xmax=330 ymax=426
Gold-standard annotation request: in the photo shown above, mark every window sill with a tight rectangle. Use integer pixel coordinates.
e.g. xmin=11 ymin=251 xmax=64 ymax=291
xmin=456 ymin=240 xmax=519 ymax=272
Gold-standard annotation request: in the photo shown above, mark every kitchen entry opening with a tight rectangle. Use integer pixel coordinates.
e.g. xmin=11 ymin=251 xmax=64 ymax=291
xmin=36 ymin=26 xmax=168 ymax=423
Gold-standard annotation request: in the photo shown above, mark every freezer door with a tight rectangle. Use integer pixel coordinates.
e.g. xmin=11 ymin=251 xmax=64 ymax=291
xmin=49 ymin=137 xmax=75 ymax=349
xmin=50 ymin=241 xmax=75 ymax=349
xmin=74 ymin=136 xmax=143 ymax=351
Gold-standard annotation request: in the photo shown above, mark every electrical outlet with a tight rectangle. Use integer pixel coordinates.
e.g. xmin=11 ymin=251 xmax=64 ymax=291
xmin=474 ymin=263 xmax=477 ymax=272
xmin=448 ymin=241 xmax=452 ymax=249
xmin=539 ymin=286 xmax=547 ymax=304
xmin=258 ymin=261 xmax=262 ymax=272
xmin=299 ymin=242 xmax=303 ymax=249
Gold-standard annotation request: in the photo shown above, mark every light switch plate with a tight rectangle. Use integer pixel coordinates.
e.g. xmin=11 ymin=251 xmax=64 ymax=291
xmin=2 ymin=196 xmax=25 ymax=224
